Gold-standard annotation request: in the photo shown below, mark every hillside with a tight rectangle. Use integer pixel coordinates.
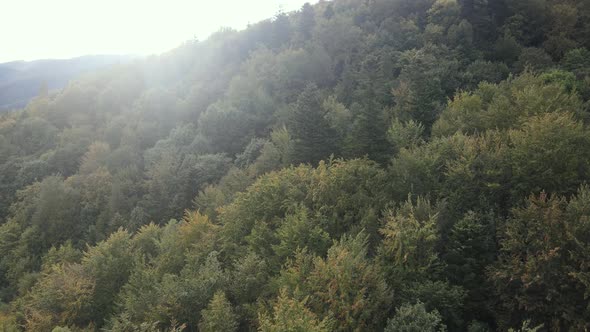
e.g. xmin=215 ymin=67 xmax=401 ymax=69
xmin=1 ymin=0 xmax=590 ymax=331
xmin=0 ymin=55 xmax=135 ymax=111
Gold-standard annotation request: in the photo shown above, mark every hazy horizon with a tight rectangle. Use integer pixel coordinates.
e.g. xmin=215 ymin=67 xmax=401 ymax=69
xmin=0 ymin=0 xmax=317 ymax=63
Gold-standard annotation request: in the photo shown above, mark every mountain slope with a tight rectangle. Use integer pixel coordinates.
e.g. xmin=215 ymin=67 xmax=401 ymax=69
xmin=0 ymin=55 xmax=135 ymax=110
xmin=0 ymin=0 xmax=590 ymax=331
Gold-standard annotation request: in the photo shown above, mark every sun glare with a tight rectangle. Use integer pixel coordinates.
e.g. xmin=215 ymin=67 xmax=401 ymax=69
xmin=0 ymin=0 xmax=315 ymax=62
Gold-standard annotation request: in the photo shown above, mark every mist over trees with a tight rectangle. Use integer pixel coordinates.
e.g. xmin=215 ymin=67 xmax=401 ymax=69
xmin=1 ymin=0 xmax=590 ymax=331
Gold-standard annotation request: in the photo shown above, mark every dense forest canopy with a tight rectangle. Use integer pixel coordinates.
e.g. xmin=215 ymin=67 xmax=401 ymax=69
xmin=1 ymin=0 xmax=590 ymax=331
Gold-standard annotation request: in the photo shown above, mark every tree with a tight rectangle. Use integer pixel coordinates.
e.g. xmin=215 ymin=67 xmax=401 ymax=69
xmin=344 ymin=102 xmax=392 ymax=164
xmin=490 ymin=188 xmax=590 ymax=330
xmin=228 ymin=252 xmax=270 ymax=325
xmin=385 ymin=301 xmax=446 ymax=332
xmin=278 ymin=233 xmax=392 ymax=331
xmin=298 ymin=3 xmax=316 ymax=41
xmin=544 ymin=3 xmax=579 ymax=58
xmin=379 ymin=197 xmax=440 ymax=276
xmin=288 ymin=84 xmax=338 ymax=165
xmin=514 ymin=47 xmax=553 ymax=73
xmin=258 ymin=289 xmax=333 ymax=332
xmin=443 ymin=212 xmax=497 ymax=323
xmin=387 ymin=119 xmax=425 ymax=153
xmin=79 ymin=141 xmax=111 ymax=175
xmin=508 ymin=112 xmax=590 ymax=199
xmin=378 ymin=197 xmax=466 ymax=329
xmin=199 ymin=101 xmax=257 ymax=156
xmin=272 ymin=206 xmax=330 ymax=261
xmin=82 ymin=229 xmax=134 ymax=326
xmin=432 ymin=72 xmax=583 ymax=136
xmin=391 ymin=46 xmax=460 ymax=130
xmin=156 ymin=251 xmax=228 ymax=329
xmin=249 ymin=126 xmax=294 ymax=175
xmin=199 ymin=291 xmax=238 ymax=332
xmin=561 ymin=48 xmax=590 ymax=74
xmin=23 ymin=263 xmax=95 ymax=331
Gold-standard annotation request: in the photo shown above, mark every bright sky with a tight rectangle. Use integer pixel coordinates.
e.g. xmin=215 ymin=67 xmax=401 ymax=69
xmin=0 ymin=0 xmax=317 ymax=62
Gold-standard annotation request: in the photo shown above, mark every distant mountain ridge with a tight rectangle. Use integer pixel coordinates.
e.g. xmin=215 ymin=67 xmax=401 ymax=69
xmin=0 ymin=54 xmax=136 ymax=111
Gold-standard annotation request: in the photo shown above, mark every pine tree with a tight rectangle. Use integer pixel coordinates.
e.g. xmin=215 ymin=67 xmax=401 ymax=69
xmin=199 ymin=291 xmax=238 ymax=332
xmin=288 ymin=84 xmax=338 ymax=165
xmin=344 ymin=102 xmax=392 ymax=164
xmin=299 ymin=3 xmax=316 ymax=40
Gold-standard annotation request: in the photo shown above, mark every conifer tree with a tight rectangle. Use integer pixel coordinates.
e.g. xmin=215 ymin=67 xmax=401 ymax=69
xmin=344 ymin=102 xmax=391 ymax=164
xmin=288 ymin=84 xmax=338 ymax=165
xmin=199 ymin=291 xmax=238 ymax=332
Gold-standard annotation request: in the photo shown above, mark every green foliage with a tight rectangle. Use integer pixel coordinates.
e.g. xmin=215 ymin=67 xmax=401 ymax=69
xmin=379 ymin=197 xmax=440 ymax=274
xmin=507 ymin=112 xmax=590 ymax=198
xmin=15 ymin=175 xmax=82 ymax=246
xmin=51 ymin=327 xmax=72 ymax=332
xmin=507 ymin=320 xmax=544 ymax=332
xmin=106 ymin=313 xmax=185 ymax=332
xmin=220 ymin=158 xmax=388 ymax=261
xmin=160 ymin=251 xmax=228 ymax=329
xmin=322 ymin=96 xmax=351 ymax=138
xmin=41 ymin=242 xmax=83 ymax=271
xmin=444 ymin=211 xmax=496 ymax=322
xmin=248 ymin=126 xmax=294 ymax=176
xmin=462 ymin=60 xmax=510 ymax=89
xmin=561 ymin=48 xmax=590 ymax=74
xmin=392 ymin=45 xmax=460 ymax=129
xmin=199 ymin=101 xmax=258 ymax=156
xmin=231 ymin=255 xmax=269 ymax=299
xmin=385 ymin=301 xmax=446 ymax=332
xmin=514 ymin=47 xmax=553 ymax=73
xmin=288 ymin=84 xmax=339 ymax=165
xmin=387 ymin=119 xmax=425 ymax=152
xmin=199 ymin=291 xmax=238 ymax=332
xmin=23 ymin=263 xmax=94 ymax=331
xmin=272 ymin=206 xmax=330 ymax=261
xmin=1 ymin=0 xmax=590 ymax=330
xmin=277 ymin=233 xmax=392 ymax=331
xmin=433 ymin=72 xmax=583 ymax=136
xmin=82 ymin=229 xmax=133 ymax=324
xmin=0 ymin=310 xmax=19 ymax=332
xmin=343 ymin=102 xmax=392 ymax=163
xmin=490 ymin=188 xmax=590 ymax=330
xmin=400 ymin=280 xmax=466 ymax=331
xmin=258 ymin=289 xmax=333 ymax=332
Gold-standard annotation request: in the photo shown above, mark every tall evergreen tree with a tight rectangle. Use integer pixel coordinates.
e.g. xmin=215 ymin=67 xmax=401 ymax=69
xmin=299 ymin=3 xmax=316 ymax=40
xmin=288 ymin=83 xmax=338 ymax=165
xmin=344 ymin=102 xmax=392 ymax=164
xmin=199 ymin=291 xmax=238 ymax=332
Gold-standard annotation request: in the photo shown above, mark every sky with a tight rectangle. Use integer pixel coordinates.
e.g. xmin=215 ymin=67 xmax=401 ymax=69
xmin=0 ymin=0 xmax=317 ymax=63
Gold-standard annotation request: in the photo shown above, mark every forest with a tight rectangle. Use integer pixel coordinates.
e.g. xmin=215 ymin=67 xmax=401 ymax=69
xmin=1 ymin=0 xmax=590 ymax=331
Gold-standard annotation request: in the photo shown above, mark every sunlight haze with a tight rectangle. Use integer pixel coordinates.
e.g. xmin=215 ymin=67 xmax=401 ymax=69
xmin=1 ymin=0 xmax=317 ymax=62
